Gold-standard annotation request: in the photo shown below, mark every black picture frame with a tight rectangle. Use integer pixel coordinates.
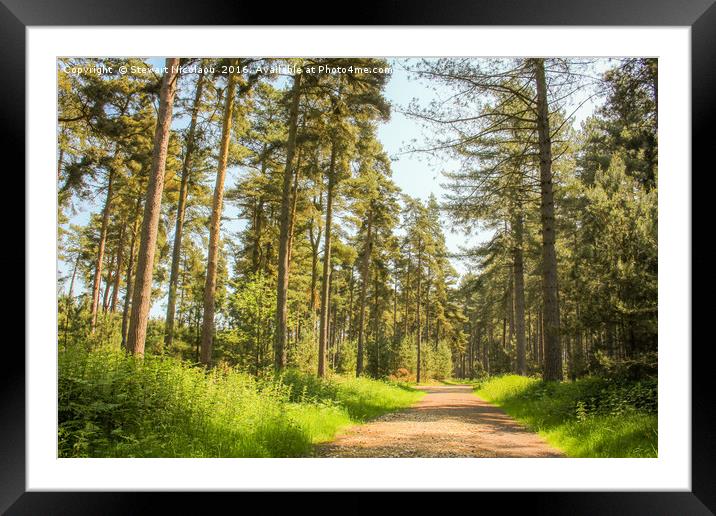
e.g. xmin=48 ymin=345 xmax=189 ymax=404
xmin=4 ymin=0 xmax=712 ymax=513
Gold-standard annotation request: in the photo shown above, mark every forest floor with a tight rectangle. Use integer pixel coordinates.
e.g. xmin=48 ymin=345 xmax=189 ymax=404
xmin=313 ymin=384 xmax=564 ymax=458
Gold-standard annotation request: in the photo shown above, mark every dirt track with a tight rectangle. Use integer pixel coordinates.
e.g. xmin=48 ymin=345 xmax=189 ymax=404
xmin=314 ymin=384 xmax=563 ymax=458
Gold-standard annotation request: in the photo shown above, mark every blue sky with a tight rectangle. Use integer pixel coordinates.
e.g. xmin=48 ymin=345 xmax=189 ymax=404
xmin=60 ymin=57 xmax=610 ymax=316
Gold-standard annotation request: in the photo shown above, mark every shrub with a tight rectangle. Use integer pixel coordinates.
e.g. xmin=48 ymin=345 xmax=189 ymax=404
xmin=58 ymin=346 xmax=306 ymax=457
xmin=58 ymin=346 xmax=422 ymax=457
xmin=476 ymin=374 xmax=657 ymax=457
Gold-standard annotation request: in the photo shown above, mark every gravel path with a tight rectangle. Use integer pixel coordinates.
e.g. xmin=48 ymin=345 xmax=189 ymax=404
xmin=314 ymin=384 xmax=563 ymax=458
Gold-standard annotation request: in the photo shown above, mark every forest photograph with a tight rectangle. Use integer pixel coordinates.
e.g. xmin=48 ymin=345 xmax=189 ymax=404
xmin=57 ymin=56 xmax=658 ymax=459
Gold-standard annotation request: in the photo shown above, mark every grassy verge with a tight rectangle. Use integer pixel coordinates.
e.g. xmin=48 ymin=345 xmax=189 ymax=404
xmin=474 ymin=375 xmax=657 ymax=458
xmin=58 ymin=347 xmax=422 ymax=457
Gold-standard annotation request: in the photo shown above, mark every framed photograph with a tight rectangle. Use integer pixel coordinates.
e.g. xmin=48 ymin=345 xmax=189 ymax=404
xmin=6 ymin=0 xmax=712 ymax=512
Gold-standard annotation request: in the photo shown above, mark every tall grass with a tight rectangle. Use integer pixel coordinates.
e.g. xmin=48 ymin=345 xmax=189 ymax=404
xmin=475 ymin=375 xmax=657 ymax=458
xmin=58 ymin=347 xmax=421 ymax=457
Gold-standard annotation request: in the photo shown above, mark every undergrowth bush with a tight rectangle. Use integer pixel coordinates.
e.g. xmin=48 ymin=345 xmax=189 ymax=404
xmin=475 ymin=374 xmax=657 ymax=457
xmin=58 ymin=346 xmax=421 ymax=458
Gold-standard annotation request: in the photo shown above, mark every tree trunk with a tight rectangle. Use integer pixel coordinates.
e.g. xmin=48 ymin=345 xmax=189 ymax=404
xmin=286 ymin=145 xmax=304 ymax=267
xmin=538 ymin=306 xmax=545 ymax=369
xmin=532 ymin=58 xmax=563 ymax=381
xmin=513 ymin=210 xmax=527 ymax=375
xmin=343 ymin=265 xmax=354 ymax=341
xmin=62 ymin=253 xmax=81 ymax=348
xmin=126 ymin=58 xmax=180 ymax=356
xmin=90 ymin=166 xmax=115 ymax=332
xmin=308 ymin=221 xmax=321 ymax=315
xmin=57 ymin=145 xmax=64 ymax=181
xmin=404 ymin=250 xmax=411 ymax=338
xmin=109 ymin=224 xmax=126 ymax=313
xmin=485 ymin=323 xmax=492 ymax=374
xmin=392 ymin=273 xmax=399 ymax=346
xmin=424 ymin=276 xmax=431 ymax=347
xmin=252 ymin=145 xmax=269 ymax=273
xmin=356 ymin=207 xmax=373 ymax=377
xmin=199 ymin=63 xmax=238 ymax=365
xmin=251 ymin=197 xmax=264 ymax=272
xmin=67 ymin=254 xmax=80 ymax=300
xmin=274 ymin=72 xmax=302 ymax=370
xmin=165 ymin=68 xmax=205 ymax=350
xmin=467 ymin=319 xmax=473 ymax=378
xmin=372 ymin=265 xmax=380 ymax=376
xmin=416 ymin=241 xmax=422 ymax=384
xmin=101 ymin=247 xmax=116 ymax=313
xmin=318 ymin=141 xmax=337 ymax=378
xmin=121 ymin=193 xmax=142 ymax=351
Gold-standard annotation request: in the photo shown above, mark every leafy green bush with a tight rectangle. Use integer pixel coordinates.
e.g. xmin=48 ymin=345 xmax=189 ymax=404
xmin=476 ymin=374 xmax=657 ymax=457
xmin=429 ymin=340 xmax=454 ymax=380
xmin=58 ymin=346 xmax=421 ymax=457
xmin=277 ymin=368 xmax=421 ymax=420
xmin=59 ymin=346 xmax=306 ymax=457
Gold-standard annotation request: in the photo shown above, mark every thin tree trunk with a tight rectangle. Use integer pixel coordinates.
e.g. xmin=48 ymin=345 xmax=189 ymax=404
xmin=252 ymin=197 xmax=264 ymax=272
xmin=392 ymin=273 xmax=399 ymax=346
xmin=513 ymin=210 xmax=527 ymax=375
xmin=199 ymin=63 xmax=238 ymax=365
xmin=63 ymin=253 xmax=81 ymax=348
xmin=286 ymin=145 xmax=304 ymax=267
xmin=318 ymin=141 xmax=337 ymax=378
xmin=356 ymin=207 xmax=373 ymax=376
xmin=486 ymin=322 xmax=492 ymax=374
xmin=347 ymin=265 xmax=355 ymax=340
xmin=121 ymin=193 xmax=142 ymax=351
xmin=539 ymin=306 xmax=545 ymax=369
xmin=67 ymin=254 xmax=80 ymax=300
xmin=533 ymin=58 xmax=563 ymax=381
xmin=126 ymin=58 xmax=180 ymax=356
xmin=527 ymin=310 xmax=533 ymax=361
xmin=57 ymin=146 xmax=64 ymax=181
xmin=424 ymin=276 xmax=431 ymax=347
xmin=508 ymin=268 xmax=515 ymax=350
xmin=90 ymin=166 xmax=115 ymax=332
xmin=404 ymin=250 xmax=411 ymax=338
xmin=372 ymin=266 xmax=380 ymax=376
xmin=252 ymin=145 xmax=268 ymax=273
xmin=109 ymin=224 xmax=126 ymax=313
xmin=308 ymin=221 xmax=321 ymax=315
xmin=416 ymin=241 xmax=422 ymax=384
xmin=102 ymin=247 xmax=116 ymax=313
xmin=467 ymin=318 xmax=473 ymax=378
xmin=165 ymin=67 xmax=206 ymax=350
xmin=274 ymin=72 xmax=302 ymax=370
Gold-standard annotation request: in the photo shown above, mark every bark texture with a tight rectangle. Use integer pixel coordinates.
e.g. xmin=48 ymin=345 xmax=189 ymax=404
xmin=90 ymin=167 xmax=115 ymax=332
xmin=512 ymin=210 xmax=527 ymax=375
xmin=126 ymin=58 xmax=179 ymax=356
xmin=165 ymin=67 xmax=206 ymax=350
xmin=275 ymin=72 xmax=303 ymax=370
xmin=355 ymin=207 xmax=373 ymax=376
xmin=533 ymin=58 xmax=563 ymax=381
xmin=200 ymin=64 xmax=238 ymax=365
xmin=318 ymin=142 xmax=337 ymax=378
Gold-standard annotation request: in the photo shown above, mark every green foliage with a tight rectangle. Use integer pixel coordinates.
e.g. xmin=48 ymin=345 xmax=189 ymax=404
xmin=335 ymin=339 xmax=358 ymax=375
xmin=388 ymin=336 xmax=453 ymax=381
xmin=58 ymin=346 xmax=421 ymax=457
xmin=287 ymin=331 xmax=324 ymax=374
xmin=430 ymin=341 xmax=454 ymax=380
xmin=57 ymin=57 xmax=659 ymax=459
xmin=393 ymin=336 xmax=417 ymax=376
xmin=278 ymin=368 xmax=421 ymax=420
xmin=476 ymin=375 xmax=657 ymax=457
xmin=220 ymin=272 xmax=276 ymax=372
